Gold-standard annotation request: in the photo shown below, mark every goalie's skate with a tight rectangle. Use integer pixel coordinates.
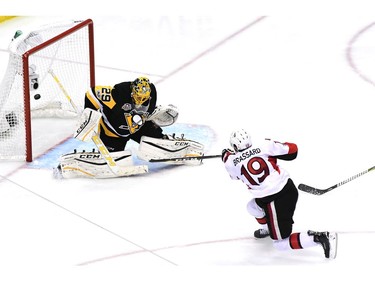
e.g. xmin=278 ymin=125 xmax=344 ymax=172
xmin=308 ymin=230 xmax=338 ymax=259
xmin=53 ymin=164 xmax=63 ymax=179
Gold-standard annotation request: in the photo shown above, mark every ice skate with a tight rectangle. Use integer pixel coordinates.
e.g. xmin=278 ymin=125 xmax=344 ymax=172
xmin=308 ymin=230 xmax=338 ymax=259
xmin=254 ymin=228 xmax=270 ymax=239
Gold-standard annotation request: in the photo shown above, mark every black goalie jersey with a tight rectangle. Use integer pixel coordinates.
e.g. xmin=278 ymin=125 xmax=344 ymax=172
xmin=84 ymin=81 xmax=157 ymax=138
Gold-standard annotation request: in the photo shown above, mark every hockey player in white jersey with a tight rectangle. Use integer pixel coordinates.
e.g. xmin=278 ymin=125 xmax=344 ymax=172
xmin=221 ymin=129 xmax=337 ymax=259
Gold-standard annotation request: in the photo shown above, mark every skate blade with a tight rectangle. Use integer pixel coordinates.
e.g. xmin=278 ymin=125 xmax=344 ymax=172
xmin=329 ymin=232 xmax=338 ymax=259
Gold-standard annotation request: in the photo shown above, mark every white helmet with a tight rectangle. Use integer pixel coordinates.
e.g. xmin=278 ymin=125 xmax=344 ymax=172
xmin=230 ymin=129 xmax=252 ymax=152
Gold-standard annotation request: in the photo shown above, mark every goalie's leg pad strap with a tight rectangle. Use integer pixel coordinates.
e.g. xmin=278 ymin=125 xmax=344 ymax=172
xmin=137 ymin=136 xmax=204 ymax=165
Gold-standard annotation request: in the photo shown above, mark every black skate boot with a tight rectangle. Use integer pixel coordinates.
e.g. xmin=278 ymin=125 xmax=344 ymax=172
xmin=308 ymin=230 xmax=338 ymax=259
xmin=254 ymin=228 xmax=270 ymax=239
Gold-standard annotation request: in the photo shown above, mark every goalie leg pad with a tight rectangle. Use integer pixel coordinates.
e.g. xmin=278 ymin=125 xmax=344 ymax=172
xmin=56 ymin=150 xmax=136 ymax=179
xmin=137 ymin=135 xmax=204 ymax=165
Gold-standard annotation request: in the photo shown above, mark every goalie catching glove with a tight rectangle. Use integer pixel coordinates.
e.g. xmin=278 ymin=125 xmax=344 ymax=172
xmin=147 ymin=104 xmax=179 ymax=127
xmin=137 ymin=134 xmax=204 ymax=165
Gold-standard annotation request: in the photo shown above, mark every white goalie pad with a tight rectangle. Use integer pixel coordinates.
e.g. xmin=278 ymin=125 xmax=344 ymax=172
xmin=54 ymin=150 xmax=147 ymax=179
xmin=137 ymin=134 xmax=204 ymax=165
xmin=147 ymin=104 xmax=179 ymax=127
xmin=74 ymin=108 xmax=102 ymax=142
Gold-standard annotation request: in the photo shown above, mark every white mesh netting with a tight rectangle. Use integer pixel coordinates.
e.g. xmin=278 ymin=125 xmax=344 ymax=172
xmin=0 ymin=19 xmax=93 ymax=160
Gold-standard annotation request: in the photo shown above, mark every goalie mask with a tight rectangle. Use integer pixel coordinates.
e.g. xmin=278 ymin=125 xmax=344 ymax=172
xmin=230 ymin=129 xmax=252 ymax=152
xmin=131 ymin=77 xmax=151 ymax=112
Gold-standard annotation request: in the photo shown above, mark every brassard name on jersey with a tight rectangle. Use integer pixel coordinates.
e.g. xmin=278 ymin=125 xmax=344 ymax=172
xmin=233 ymin=148 xmax=261 ymax=166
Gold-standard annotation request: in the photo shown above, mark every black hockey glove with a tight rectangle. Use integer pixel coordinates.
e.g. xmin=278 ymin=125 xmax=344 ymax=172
xmin=221 ymin=148 xmax=234 ymax=162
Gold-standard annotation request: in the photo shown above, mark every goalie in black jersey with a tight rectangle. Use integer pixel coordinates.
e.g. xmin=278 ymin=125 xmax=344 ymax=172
xmin=84 ymin=77 xmax=164 ymax=152
xmin=55 ymin=77 xmax=204 ymax=179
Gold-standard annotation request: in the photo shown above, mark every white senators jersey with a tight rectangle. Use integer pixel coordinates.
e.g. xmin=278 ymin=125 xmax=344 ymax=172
xmin=223 ymin=139 xmax=298 ymax=198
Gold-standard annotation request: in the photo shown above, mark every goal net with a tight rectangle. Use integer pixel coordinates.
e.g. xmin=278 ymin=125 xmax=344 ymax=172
xmin=0 ymin=19 xmax=95 ymax=161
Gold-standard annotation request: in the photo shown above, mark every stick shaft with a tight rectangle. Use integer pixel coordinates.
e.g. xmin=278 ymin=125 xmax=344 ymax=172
xmin=149 ymin=154 xmax=221 ymax=163
xmin=298 ymin=165 xmax=375 ymax=195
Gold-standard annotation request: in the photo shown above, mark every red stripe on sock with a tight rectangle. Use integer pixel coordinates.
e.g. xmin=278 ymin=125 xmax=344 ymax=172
xmin=256 ymin=217 xmax=267 ymax=224
xmin=289 ymin=233 xmax=303 ymax=249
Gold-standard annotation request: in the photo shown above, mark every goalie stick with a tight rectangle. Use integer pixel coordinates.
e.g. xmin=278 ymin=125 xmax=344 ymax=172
xmin=48 ymin=69 xmax=148 ymax=177
xmin=298 ymin=165 xmax=375 ymax=195
xmin=149 ymin=154 xmax=221 ymax=163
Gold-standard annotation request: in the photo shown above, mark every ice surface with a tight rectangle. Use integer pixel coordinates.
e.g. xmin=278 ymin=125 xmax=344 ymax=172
xmin=0 ymin=3 xmax=375 ymax=280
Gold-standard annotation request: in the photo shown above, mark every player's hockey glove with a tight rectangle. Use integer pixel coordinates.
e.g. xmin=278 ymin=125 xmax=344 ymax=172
xmin=221 ymin=148 xmax=234 ymax=163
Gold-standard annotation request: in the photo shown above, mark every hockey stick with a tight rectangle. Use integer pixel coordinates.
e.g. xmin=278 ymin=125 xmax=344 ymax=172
xmin=48 ymin=69 xmax=148 ymax=176
xmin=149 ymin=154 xmax=221 ymax=163
xmin=48 ymin=69 xmax=80 ymax=113
xmin=298 ymin=165 xmax=375 ymax=195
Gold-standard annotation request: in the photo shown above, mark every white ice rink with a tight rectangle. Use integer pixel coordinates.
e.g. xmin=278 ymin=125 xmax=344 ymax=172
xmin=1 ymin=2 xmax=375 ymax=280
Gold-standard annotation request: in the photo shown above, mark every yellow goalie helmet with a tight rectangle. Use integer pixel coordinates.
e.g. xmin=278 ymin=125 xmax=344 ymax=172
xmin=131 ymin=77 xmax=151 ymax=107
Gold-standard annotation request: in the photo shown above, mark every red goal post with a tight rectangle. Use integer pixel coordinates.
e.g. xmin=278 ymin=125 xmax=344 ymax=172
xmin=0 ymin=19 xmax=95 ymax=162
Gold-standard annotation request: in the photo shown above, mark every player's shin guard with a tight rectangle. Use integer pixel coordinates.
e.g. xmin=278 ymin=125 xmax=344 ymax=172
xmin=137 ymin=134 xmax=204 ymax=165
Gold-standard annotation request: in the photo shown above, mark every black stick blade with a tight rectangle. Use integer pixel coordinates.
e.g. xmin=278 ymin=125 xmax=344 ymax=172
xmin=297 ymin=184 xmax=331 ymax=195
xmin=298 ymin=165 xmax=375 ymax=196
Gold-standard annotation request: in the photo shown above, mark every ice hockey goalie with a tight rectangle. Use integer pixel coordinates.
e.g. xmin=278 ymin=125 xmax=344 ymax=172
xmin=55 ymin=105 xmax=205 ymax=179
